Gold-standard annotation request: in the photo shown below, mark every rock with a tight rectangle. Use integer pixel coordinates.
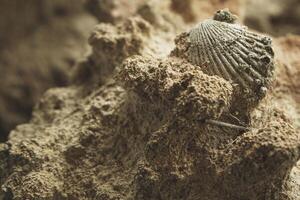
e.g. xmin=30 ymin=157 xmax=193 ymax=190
xmin=0 ymin=1 xmax=299 ymax=200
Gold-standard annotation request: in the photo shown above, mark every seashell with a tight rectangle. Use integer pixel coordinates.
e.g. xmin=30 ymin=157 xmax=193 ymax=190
xmin=187 ymin=11 xmax=274 ymax=98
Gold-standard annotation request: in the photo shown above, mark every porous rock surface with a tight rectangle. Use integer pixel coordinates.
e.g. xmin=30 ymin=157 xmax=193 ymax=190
xmin=0 ymin=1 xmax=300 ymax=200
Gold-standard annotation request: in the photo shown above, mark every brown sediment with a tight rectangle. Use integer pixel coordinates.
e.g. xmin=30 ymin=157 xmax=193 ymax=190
xmin=117 ymin=56 xmax=233 ymax=121
xmin=273 ymin=35 xmax=300 ymax=130
xmin=86 ymin=0 xmax=147 ymax=23
xmin=0 ymin=1 xmax=299 ymax=200
xmin=0 ymin=1 xmax=98 ymax=141
xmin=72 ymin=17 xmax=151 ymax=88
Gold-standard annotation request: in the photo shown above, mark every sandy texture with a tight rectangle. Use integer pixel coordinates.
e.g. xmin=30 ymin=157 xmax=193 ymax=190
xmin=0 ymin=1 xmax=98 ymax=141
xmin=272 ymin=35 xmax=300 ymax=200
xmin=273 ymin=35 xmax=300 ymax=129
xmin=0 ymin=1 xmax=299 ymax=200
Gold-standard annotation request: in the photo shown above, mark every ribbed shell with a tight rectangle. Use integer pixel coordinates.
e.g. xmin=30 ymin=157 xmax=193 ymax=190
xmin=188 ymin=19 xmax=274 ymax=95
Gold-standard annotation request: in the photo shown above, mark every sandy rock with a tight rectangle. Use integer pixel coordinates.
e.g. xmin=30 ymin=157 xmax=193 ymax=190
xmin=118 ymin=56 xmax=233 ymax=120
xmin=0 ymin=1 xmax=299 ymax=200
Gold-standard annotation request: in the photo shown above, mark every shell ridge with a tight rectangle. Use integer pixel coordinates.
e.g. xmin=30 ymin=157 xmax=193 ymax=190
xmin=216 ymin=22 xmax=266 ymax=47
xmin=205 ymin=21 xmax=259 ymax=84
xmin=214 ymin=23 xmax=267 ymax=51
xmin=195 ymin=40 xmax=205 ymax=71
xmin=189 ymin=29 xmax=202 ymax=67
xmin=238 ymin=39 xmax=267 ymax=62
xmin=224 ymin=50 xmax=255 ymax=86
xmin=199 ymin=21 xmax=254 ymax=86
xmin=229 ymin=51 xmax=255 ymax=83
xmin=197 ymin=24 xmax=219 ymax=76
xmin=190 ymin=27 xmax=214 ymax=75
xmin=230 ymin=25 xmax=267 ymax=45
xmin=190 ymin=45 xmax=199 ymax=68
xmin=233 ymin=47 xmax=264 ymax=80
xmin=211 ymin=23 xmax=254 ymax=54
xmin=201 ymin=23 xmax=230 ymax=79
xmin=207 ymin=25 xmax=250 ymax=88
xmin=196 ymin=45 xmax=214 ymax=75
xmin=186 ymin=18 xmax=274 ymax=95
xmin=218 ymin=27 xmax=267 ymax=80
xmin=201 ymin=25 xmax=222 ymax=76
xmin=211 ymin=23 xmax=262 ymax=64
xmin=208 ymin=25 xmax=254 ymax=88
xmin=222 ymin=51 xmax=250 ymax=89
xmin=204 ymin=23 xmax=234 ymax=81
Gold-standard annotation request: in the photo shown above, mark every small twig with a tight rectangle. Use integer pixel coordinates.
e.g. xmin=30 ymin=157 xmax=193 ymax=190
xmin=205 ymin=119 xmax=251 ymax=131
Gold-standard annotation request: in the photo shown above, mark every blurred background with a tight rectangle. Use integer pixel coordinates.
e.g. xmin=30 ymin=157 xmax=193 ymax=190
xmin=244 ymin=0 xmax=300 ymax=36
xmin=0 ymin=0 xmax=299 ymax=142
